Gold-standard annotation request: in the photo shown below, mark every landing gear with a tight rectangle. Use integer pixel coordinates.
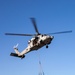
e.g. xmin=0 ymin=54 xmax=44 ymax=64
xmin=46 ymin=45 xmax=48 ymax=48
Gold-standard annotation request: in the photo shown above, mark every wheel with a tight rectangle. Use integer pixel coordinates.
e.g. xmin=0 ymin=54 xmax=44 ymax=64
xmin=46 ymin=45 xmax=48 ymax=48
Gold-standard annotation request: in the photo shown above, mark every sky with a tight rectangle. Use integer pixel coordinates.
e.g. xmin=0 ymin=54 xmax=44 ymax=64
xmin=0 ymin=0 xmax=75 ymax=75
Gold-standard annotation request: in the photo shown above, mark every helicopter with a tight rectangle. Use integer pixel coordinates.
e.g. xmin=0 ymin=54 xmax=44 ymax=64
xmin=5 ymin=18 xmax=72 ymax=59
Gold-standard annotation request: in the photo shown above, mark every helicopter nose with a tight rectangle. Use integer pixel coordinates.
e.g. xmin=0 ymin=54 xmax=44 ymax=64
xmin=50 ymin=36 xmax=54 ymax=40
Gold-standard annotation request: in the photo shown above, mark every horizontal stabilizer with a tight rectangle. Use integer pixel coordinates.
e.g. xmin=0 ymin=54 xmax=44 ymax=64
xmin=10 ymin=53 xmax=25 ymax=59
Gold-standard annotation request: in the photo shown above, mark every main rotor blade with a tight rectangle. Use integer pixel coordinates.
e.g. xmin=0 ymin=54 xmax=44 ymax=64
xmin=30 ymin=18 xmax=39 ymax=34
xmin=47 ymin=30 xmax=72 ymax=35
xmin=5 ymin=33 xmax=35 ymax=36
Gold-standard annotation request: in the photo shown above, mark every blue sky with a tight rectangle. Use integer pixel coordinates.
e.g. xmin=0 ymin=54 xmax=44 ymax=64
xmin=0 ymin=0 xmax=75 ymax=75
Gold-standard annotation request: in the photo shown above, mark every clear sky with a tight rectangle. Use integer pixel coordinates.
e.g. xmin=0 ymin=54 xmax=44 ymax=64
xmin=0 ymin=0 xmax=75 ymax=75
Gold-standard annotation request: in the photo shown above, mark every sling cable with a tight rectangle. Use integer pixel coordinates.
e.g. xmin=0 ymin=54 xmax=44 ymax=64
xmin=38 ymin=52 xmax=45 ymax=75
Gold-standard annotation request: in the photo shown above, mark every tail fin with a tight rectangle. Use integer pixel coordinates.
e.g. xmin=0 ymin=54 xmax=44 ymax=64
xmin=13 ymin=43 xmax=20 ymax=55
xmin=14 ymin=48 xmax=20 ymax=55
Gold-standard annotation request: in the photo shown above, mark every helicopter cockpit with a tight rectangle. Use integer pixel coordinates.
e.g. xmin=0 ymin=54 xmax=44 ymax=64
xmin=28 ymin=36 xmax=39 ymax=46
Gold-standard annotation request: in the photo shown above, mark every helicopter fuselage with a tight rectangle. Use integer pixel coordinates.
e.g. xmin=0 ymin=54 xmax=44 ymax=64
xmin=28 ymin=35 xmax=54 ymax=51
